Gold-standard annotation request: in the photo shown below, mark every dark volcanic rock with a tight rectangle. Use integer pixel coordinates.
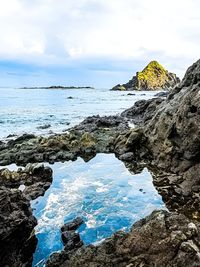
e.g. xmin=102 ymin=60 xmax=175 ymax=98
xmin=46 ymin=218 xmax=84 ymax=267
xmin=121 ymin=97 xmax=164 ymax=125
xmin=0 ymin=115 xmax=129 ymax=166
xmin=46 ymin=210 xmax=200 ymax=267
xmin=72 ymin=115 xmax=128 ymax=132
xmin=0 ymin=187 xmax=37 ymax=267
xmin=37 ymin=124 xmax=51 ymax=130
xmin=144 ymin=59 xmax=200 ymax=174
xmin=154 ymin=91 xmax=169 ymax=97
xmin=61 ymin=217 xmax=84 ymax=232
xmin=61 ymin=231 xmax=83 ymax=248
xmin=0 ymin=163 xmax=53 ymax=200
xmin=117 ymin=59 xmax=200 ymax=219
xmin=61 ymin=218 xmax=84 ymax=249
xmin=7 ymin=133 xmax=36 ymax=147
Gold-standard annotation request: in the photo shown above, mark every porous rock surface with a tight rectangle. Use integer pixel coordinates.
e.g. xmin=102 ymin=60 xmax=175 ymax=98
xmin=0 ymin=187 xmax=37 ymax=267
xmin=0 ymin=163 xmax=53 ymax=200
xmin=46 ymin=210 xmax=200 ymax=267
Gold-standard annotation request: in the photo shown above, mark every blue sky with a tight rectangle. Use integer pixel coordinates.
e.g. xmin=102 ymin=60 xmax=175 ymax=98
xmin=0 ymin=0 xmax=199 ymax=88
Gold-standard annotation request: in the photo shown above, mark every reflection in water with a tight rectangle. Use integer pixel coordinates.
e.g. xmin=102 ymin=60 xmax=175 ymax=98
xmin=31 ymin=153 xmax=165 ymax=266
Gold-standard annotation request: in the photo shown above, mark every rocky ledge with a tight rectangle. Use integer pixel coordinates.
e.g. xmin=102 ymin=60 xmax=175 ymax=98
xmin=111 ymin=61 xmax=180 ymax=91
xmin=0 ymin=163 xmax=53 ymax=200
xmin=46 ymin=210 xmax=200 ymax=267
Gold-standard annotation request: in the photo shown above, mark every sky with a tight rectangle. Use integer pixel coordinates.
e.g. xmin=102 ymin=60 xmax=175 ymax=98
xmin=0 ymin=0 xmax=199 ymax=88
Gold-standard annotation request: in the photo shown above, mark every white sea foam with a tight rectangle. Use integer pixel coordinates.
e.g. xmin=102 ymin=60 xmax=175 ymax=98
xmin=18 ymin=184 xmax=25 ymax=191
xmin=35 ymin=175 xmax=92 ymax=234
xmin=128 ymin=122 xmax=135 ymax=128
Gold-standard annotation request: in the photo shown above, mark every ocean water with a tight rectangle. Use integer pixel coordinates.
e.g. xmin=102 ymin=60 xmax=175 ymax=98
xmin=31 ymin=154 xmax=165 ymax=267
xmin=0 ymin=88 xmax=158 ymax=140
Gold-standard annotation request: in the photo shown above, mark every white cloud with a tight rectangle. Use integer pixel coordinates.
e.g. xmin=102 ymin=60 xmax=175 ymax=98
xmin=0 ymin=0 xmax=199 ymax=76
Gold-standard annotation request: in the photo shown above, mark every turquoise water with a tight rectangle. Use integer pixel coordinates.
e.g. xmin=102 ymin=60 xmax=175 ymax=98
xmin=31 ymin=154 xmax=165 ymax=267
xmin=0 ymin=88 xmax=158 ymax=139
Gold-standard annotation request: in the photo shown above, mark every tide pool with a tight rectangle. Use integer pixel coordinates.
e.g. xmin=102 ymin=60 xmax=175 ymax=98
xmin=31 ymin=153 xmax=165 ymax=267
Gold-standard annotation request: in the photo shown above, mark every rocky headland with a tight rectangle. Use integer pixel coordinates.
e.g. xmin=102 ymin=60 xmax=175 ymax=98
xmin=0 ymin=59 xmax=199 ymax=266
xmin=111 ymin=61 xmax=180 ymax=91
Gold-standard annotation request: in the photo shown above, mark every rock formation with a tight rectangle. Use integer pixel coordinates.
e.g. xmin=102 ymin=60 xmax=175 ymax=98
xmin=0 ymin=163 xmax=53 ymax=200
xmin=111 ymin=61 xmax=180 ymax=91
xmin=0 ymin=187 xmax=37 ymax=267
xmin=46 ymin=210 xmax=200 ymax=267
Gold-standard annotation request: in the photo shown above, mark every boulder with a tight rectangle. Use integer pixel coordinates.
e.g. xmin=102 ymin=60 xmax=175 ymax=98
xmin=61 ymin=217 xmax=84 ymax=232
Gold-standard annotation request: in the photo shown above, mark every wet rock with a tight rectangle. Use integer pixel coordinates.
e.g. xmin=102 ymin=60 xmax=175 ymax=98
xmin=7 ymin=133 xmax=36 ymax=147
xmin=127 ymin=93 xmax=136 ymax=96
xmin=46 ymin=210 xmax=200 ymax=267
xmin=0 ymin=187 xmax=37 ymax=267
xmin=0 ymin=163 xmax=53 ymax=200
xmin=61 ymin=231 xmax=82 ymax=248
xmin=61 ymin=217 xmax=84 ymax=232
xmin=119 ymin=152 xmax=134 ymax=162
xmin=121 ymin=97 xmax=164 ymax=125
xmin=37 ymin=124 xmax=51 ymax=130
xmin=0 ymin=115 xmax=129 ymax=166
xmin=72 ymin=115 xmax=128 ymax=132
xmin=6 ymin=134 xmax=17 ymax=138
xmin=61 ymin=218 xmax=84 ymax=250
xmin=46 ymin=219 xmax=84 ymax=266
xmin=154 ymin=91 xmax=169 ymax=97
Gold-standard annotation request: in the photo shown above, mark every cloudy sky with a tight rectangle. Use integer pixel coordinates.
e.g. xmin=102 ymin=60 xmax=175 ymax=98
xmin=0 ymin=0 xmax=199 ymax=87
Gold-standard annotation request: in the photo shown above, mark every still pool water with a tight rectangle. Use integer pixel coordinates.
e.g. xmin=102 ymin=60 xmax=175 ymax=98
xmin=31 ymin=153 xmax=165 ymax=267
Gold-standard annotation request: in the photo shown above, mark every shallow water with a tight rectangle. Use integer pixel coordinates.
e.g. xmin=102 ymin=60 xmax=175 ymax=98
xmin=0 ymin=88 xmax=158 ymax=139
xmin=31 ymin=153 xmax=165 ymax=267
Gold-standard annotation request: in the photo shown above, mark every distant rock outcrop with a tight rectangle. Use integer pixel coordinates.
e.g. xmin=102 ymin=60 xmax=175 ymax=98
xmin=111 ymin=61 xmax=180 ymax=91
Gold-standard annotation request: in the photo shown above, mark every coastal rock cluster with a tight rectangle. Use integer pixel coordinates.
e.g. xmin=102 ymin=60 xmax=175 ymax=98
xmin=46 ymin=210 xmax=200 ymax=267
xmin=0 ymin=59 xmax=200 ymax=266
xmin=111 ymin=61 xmax=180 ymax=91
xmin=0 ymin=116 xmax=129 ymax=166
xmin=0 ymin=163 xmax=53 ymax=200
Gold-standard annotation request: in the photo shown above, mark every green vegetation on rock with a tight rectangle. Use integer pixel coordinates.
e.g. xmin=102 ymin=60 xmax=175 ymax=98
xmin=136 ymin=61 xmax=173 ymax=90
xmin=111 ymin=60 xmax=180 ymax=91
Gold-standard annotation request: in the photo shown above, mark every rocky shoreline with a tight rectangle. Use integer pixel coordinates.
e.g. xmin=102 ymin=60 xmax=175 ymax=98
xmin=0 ymin=59 xmax=200 ymax=266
